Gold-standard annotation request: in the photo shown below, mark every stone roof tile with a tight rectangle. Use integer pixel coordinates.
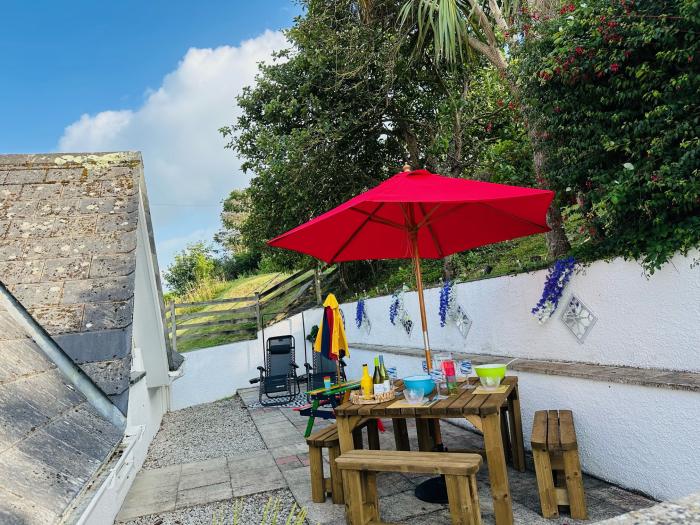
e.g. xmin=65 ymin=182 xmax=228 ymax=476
xmin=0 ymin=153 xmax=141 ymax=412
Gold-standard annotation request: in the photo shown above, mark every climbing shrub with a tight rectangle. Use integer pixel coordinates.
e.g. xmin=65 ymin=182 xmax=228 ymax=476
xmin=517 ymin=0 xmax=700 ymax=272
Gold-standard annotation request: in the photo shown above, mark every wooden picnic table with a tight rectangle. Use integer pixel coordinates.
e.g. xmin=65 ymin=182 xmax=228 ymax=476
xmin=334 ymin=376 xmax=525 ymax=525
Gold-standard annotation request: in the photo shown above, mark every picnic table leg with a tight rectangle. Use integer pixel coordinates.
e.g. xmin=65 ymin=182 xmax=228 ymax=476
xmin=337 ymin=415 xmax=362 ymax=523
xmin=430 ymin=419 xmax=443 ymax=448
xmin=416 ymin=418 xmax=434 ymax=451
xmin=366 ymin=419 xmax=380 ymax=450
xmin=507 ymin=385 xmax=526 ymax=472
xmin=481 ymin=411 xmax=513 ymax=525
xmin=392 ymin=418 xmax=410 ymax=451
xmin=304 ymin=399 xmax=320 ymax=438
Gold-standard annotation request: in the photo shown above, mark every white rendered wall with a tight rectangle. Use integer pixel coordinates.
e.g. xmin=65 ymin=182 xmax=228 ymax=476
xmin=170 ymin=340 xmax=255 ymax=410
xmin=170 ymin=310 xmax=323 ymax=410
xmin=343 ymin=250 xmax=700 ymax=372
xmin=344 ymin=347 xmax=700 ymax=501
xmin=167 ymin=252 xmax=700 ymax=500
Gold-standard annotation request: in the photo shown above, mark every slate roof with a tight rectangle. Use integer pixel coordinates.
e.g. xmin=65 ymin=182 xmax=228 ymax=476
xmin=0 ymin=287 xmax=124 ymax=524
xmin=0 ymin=152 xmax=146 ymax=414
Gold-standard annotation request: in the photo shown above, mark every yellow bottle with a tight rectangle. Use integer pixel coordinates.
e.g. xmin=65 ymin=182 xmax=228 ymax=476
xmin=360 ymin=363 xmax=374 ymax=399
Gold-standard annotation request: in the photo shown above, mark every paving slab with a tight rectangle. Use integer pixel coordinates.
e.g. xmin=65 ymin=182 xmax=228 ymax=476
xmin=179 ymin=458 xmax=229 ymax=491
xmin=175 ymin=481 xmax=232 ymax=509
xmin=228 ymin=450 xmax=286 ymax=497
xmin=281 ymin=464 xmax=346 ymax=525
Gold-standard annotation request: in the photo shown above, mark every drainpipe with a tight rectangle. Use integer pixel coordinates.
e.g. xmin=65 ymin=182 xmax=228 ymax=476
xmin=0 ymin=283 xmax=126 ymax=428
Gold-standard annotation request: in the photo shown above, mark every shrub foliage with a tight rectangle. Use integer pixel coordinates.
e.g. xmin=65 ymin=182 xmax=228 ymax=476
xmin=517 ymin=0 xmax=700 ymax=272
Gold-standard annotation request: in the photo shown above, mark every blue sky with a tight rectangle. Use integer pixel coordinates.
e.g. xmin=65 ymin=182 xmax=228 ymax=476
xmin=1 ymin=0 xmax=300 ymax=270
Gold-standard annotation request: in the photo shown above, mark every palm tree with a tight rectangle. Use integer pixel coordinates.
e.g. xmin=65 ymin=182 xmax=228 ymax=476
xmin=360 ymin=0 xmax=571 ymax=258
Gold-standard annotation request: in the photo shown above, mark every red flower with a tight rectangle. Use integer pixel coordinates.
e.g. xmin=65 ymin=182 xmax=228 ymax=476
xmin=554 ymin=106 xmax=561 ymax=113
xmin=596 ymin=70 xmax=605 ymax=78
xmin=610 ymin=63 xmax=620 ymax=73
xmin=508 ymin=101 xmax=516 ymax=110
xmin=575 ymin=46 xmax=585 ymax=55
xmin=497 ymin=99 xmax=504 ymax=107
xmin=485 ymin=123 xmax=493 ymax=133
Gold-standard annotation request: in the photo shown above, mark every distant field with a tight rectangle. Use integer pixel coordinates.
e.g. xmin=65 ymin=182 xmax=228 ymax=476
xmin=169 ymin=273 xmax=289 ymax=353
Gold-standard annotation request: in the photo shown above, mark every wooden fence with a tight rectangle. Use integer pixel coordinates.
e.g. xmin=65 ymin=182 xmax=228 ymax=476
xmin=167 ymin=267 xmax=337 ymax=352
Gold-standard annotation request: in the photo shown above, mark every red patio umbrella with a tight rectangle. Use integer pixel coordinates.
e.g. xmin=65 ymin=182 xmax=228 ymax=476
xmin=269 ymin=167 xmax=554 ymax=371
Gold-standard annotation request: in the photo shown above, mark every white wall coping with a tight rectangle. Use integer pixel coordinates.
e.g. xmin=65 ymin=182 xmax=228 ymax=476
xmin=350 ymin=343 xmax=700 ymax=393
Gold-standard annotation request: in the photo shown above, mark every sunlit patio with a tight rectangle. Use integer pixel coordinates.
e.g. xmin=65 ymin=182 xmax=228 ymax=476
xmin=115 ymin=391 xmax=665 ymax=525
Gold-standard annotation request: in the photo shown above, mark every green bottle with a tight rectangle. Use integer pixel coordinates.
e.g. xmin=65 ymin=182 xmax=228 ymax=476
xmin=373 ymin=357 xmax=384 ymax=394
xmin=379 ymin=355 xmax=390 ymax=390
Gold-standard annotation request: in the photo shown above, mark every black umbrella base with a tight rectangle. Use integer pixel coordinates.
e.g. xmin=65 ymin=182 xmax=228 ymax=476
xmin=414 ymin=475 xmax=449 ymax=503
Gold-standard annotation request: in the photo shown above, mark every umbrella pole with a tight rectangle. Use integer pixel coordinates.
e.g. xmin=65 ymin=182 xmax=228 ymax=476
xmin=410 ymin=234 xmax=448 ymax=506
xmin=410 ymin=234 xmax=432 ymax=372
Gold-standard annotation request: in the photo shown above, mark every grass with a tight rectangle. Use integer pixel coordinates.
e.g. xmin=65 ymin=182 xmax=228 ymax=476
xmin=171 ymin=273 xmax=289 ymax=353
xmin=171 ymin=270 xmax=326 ymax=353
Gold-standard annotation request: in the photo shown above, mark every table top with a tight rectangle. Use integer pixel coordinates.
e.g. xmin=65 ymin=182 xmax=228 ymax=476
xmin=306 ymin=380 xmax=361 ymax=398
xmin=335 ymin=376 xmax=517 ymax=418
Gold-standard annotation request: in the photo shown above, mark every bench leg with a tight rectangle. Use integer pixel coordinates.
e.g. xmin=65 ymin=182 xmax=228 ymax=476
xmin=392 ymin=418 xmax=410 ymax=451
xmin=563 ymin=449 xmax=587 ymax=520
xmin=468 ymin=474 xmax=482 ymax=525
xmin=329 ymin=445 xmax=344 ymax=504
xmin=363 ymin=472 xmax=379 ymax=522
xmin=445 ymin=474 xmax=479 ymax=525
xmin=366 ymin=420 xmax=380 ymax=450
xmin=533 ymin=449 xmax=559 ymax=518
xmin=309 ymin=444 xmax=325 ymax=503
xmin=345 ymin=470 xmax=377 ymax=525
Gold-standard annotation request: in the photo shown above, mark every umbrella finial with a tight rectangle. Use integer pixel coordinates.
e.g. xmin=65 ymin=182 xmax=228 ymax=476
xmin=402 ymin=163 xmax=412 ymax=172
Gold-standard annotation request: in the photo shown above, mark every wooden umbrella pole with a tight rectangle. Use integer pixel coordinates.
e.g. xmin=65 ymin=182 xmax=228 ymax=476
xmin=410 ymin=232 xmax=432 ymax=372
xmin=410 ymin=230 xmax=443 ymax=448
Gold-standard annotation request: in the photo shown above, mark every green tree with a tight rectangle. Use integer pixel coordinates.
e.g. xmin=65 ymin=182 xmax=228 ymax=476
xmin=222 ymin=0 xmax=531 ymax=273
xmin=164 ymin=242 xmax=218 ymax=295
xmin=388 ymin=0 xmax=573 ymax=257
xmin=517 ymin=0 xmax=700 ymax=271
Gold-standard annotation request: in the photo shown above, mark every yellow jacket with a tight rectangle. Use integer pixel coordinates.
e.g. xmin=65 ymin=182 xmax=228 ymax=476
xmin=313 ymin=293 xmax=349 ymax=358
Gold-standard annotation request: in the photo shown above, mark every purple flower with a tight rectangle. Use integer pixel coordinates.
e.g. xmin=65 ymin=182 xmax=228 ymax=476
xmin=532 ymin=257 xmax=577 ymax=321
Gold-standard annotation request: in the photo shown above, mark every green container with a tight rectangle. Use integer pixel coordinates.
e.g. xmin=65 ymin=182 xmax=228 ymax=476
xmin=473 ymin=364 xmax=506 ymax=389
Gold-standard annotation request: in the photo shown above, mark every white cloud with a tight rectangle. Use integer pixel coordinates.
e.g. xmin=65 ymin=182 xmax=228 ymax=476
xmin=58 ymin=30 xmax=288 ymax=268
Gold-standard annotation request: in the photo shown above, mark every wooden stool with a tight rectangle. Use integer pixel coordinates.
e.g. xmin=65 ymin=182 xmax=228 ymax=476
xmin=307 ymin=419 xmax=379 ymax=504
xmin=307 ymin=424 xmax=344 ymax=504
xmin=336 ymin=450 xmax=482 ymax=525
xmin=531 ymin=410 xmax=588 ymax=520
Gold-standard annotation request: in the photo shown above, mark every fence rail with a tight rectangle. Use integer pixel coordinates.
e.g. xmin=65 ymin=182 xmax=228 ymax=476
xmin=167 ymin=266 xmax=336 ymax=352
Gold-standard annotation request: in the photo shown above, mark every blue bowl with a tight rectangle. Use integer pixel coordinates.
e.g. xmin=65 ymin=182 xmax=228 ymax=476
xmin=403 ymin=374 xmax=435 ymax=396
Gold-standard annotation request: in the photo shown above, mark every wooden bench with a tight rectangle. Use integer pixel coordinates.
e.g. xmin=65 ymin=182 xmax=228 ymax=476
xmin=336 ymin=450 xmax=482 ymax=525
xmin=306 ymin=419 xmax=380 ymax=504
xmin=531 ymin=410 xmax=588 ymax=520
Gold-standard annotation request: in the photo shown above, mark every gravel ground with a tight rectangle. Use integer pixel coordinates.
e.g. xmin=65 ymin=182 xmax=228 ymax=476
xmin=118 ymin=489 xmax=304 ymax=525
xmin=143 ymin=396 xmax=265 ymax=470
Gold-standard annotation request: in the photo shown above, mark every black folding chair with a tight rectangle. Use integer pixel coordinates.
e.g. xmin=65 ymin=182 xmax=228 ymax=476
xmin=304 ymin=350 xmax=347 ymax=395
xmin=249 ymin=335 xmax=300 ymax=406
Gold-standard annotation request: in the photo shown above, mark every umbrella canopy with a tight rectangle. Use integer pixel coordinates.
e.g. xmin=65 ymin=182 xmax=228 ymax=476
xmin=269 ymin=168 xmax=554 ymax=371
xmin=313 ymin=293 xmax=349 ymax=361
xmin=269 ymin=169 xmax=554 ymax=263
